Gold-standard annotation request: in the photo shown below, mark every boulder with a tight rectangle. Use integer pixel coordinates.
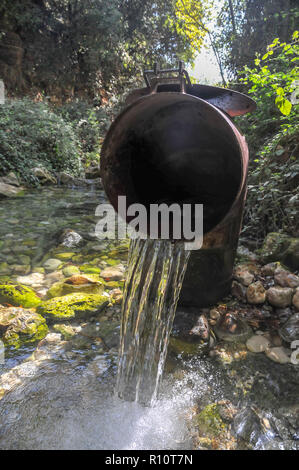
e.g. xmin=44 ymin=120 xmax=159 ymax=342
xmin=32 ymin=167 xmax=57 ymax=185
xmin=0 ymin=182 xmax=23 ymax=198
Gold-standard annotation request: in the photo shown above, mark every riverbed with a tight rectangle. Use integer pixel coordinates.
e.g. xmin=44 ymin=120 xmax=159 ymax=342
xmin=0 ymin=188 xmax=298 ymax=450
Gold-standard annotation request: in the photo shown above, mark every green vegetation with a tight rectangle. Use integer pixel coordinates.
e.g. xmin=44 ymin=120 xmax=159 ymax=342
xmin=0 ymin=99 xmax=82 ymax=184
xmin=238 ymin=32 xmax=299 ymax=241
xmin=0 ymin=284 xmax=42 ymax=308
xmin=0 ymin=0 xmax=298 ymax=241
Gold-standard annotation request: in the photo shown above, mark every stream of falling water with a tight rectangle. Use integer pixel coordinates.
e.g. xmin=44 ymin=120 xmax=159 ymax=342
xmin=116 ymin=238 xmax=190 ymax=405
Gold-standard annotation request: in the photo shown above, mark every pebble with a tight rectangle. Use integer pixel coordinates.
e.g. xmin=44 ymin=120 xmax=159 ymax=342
xmin=267 ymin=286 xmax=293 ymax=308
xmin=16 ymin=272 xmax=44 ymax=286
xmin=234 ymin=266 xmax=254 ymax=286
xmin=274 ymin=268 xmax=299 ymax=288
xmin=43 ymin=258 xmax=62 ymax=272
xmin=209 ymin=308 xmax=220 ymax=320
xmin=279 ymin=312 xmax=299 ymax=343
xmin=246 ymin=281 xmax=266 ymax=304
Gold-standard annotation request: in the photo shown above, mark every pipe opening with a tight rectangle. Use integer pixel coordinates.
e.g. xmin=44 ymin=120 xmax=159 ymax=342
xmin=102 ymin=93 xmax=243 ymax=236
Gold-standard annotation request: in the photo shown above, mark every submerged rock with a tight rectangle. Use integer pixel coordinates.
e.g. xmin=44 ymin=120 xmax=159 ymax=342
xmin=0 ymin=284 xmax=41 ymax=308
xmin=37 ymin=292 xmax=109 ymax=321
xmin=43 ymin=258 xmax=62 ymax=272
xmin=16 ymin=272 xmax=44 ymax=286
xmin=279 ymin=313 xmax=299 ymax=343
xmin=265 ymin=346 xmax=290 ymax=364
xmin=47 ymin=274 xmax=104 ymax=298
xmin=59 ymin=229 xmax=83 ymax=248
xmin=62 ymin=265 xmax=80 ymax=277
xmin=194 ymin=403 xmax=227 ymax=437
xmin=214 ymin=313 xmax=252 ymax=343
xmin=0 ymin=306 xmax=48 ymax=348
xmin=246 ymin=335 xmax=271 ymax=353
xmin=100 ymin=266 xmax=125 ymax=281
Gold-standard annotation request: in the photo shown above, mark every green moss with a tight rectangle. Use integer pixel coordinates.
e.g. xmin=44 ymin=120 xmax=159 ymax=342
xmin=194 ymin=404 xmax=226 ymax=437
xmin=80 ymin=265 xmax=101 ymax=274
xmin=0 ymin=262 xmax=11 ymax=275
xmin=99 ymin=278 xmax=124 ymax=289
xmin=0 ymin=284 xmax=42 ymax=307
xmin=37 ymin=292 xmax=109 ymax=321
xmin=47 ymin=277 xmax=104 ymax=298
xmin=0 ymin=308 xmax=48 ymax=349
xmin=55 ymin=252 xmax=76 ymax=261
xmin=62 ymin=265 xmax=81 ymax=277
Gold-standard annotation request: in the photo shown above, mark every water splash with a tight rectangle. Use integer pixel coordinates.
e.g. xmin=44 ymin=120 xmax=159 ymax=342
xmin=116 ymin=238 xmax=190 ymax=405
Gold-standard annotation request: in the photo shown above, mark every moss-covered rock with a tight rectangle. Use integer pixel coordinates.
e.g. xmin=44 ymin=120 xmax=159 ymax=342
xmin=258 ymin=233 xmax=299 ymax=270
xmin=194 ymin=404 xmax=227 ymax=437
xmin=62 ymin=265 xmax=80 ymax=277
xmin=47 ymin=274 xmax=104 ymax=298
xmin=37 ymin=293 xmax=109 ymax=321
xmin=80 ymin=265 xmax=102 ymax=274
xmin=0 ymin=306 xmax=48 ymax=348
xmin=0 ymin=284 xmax=42 ymax=308
xmin=0 ymin=262 xmax=11 ymax=275
xmin=55 ymin=252 xmax=76 ymax=261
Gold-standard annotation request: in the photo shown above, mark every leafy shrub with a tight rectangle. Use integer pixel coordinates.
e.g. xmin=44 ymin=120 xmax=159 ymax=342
xmin=57 ymin=100 xmax=112 ymax=166
xmin=243 ymin=126 xmax=298 ymax=242
xmin=237 ymin=31 xmax=299 ymax=154
xmin=0 ymin=98 xmax=83 ymax=185
xmin=237 ymin=32 xmax=299 ymax=242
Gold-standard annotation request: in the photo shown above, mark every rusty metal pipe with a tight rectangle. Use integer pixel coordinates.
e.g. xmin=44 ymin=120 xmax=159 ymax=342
xmin=101 ymin=69 xmax=255 ymax=307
